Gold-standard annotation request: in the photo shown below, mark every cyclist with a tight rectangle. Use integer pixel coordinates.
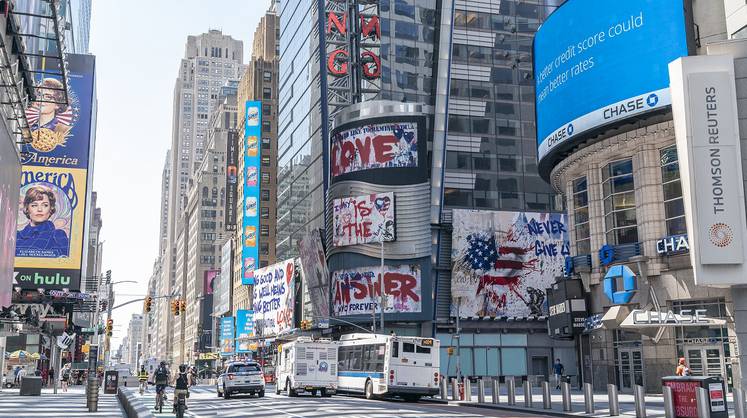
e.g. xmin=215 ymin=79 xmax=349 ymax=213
xmin=153 ymin=361 xmax=170 ymax=411
xmin=137 ymin=365 xmax=148 ymax=394
xmin=189 ymin=365 xmax=198 ymax=386
xmin=172 ymin=364 xmax=192 ymax=413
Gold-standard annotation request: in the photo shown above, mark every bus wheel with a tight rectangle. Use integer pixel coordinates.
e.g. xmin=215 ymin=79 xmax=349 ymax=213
xmin=365 ymin=380 xmax=375 ymax=400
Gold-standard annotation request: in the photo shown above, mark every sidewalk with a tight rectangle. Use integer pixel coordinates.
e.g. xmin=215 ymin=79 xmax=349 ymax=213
xmin=437 ymin=385 xmax=738 ymax=417
xmin=0 ymin=385 xmax=124 ymax=417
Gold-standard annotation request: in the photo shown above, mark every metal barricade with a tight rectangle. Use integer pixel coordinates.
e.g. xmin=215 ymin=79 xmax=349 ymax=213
xmin=561 ymin=381 xmax=572 ymax=412
xmin=584 ymin=382 xmax=594 ymax=414
xmin=491 ymin=379 xmax=500 ymax=404
xmin=542 ymin=381 xmax=552 ymax=409
xmin=464 ymin=378 xmax=472 ymax=402
xmin=696 ymin=387 xmax=711 ymax=418
xmin=523 ymin=380 xmax=532 ymax=408
xmin=663 ymin=385 xmax=675 ymax=418
xmin=634 ymin=384 xmax=646 ymax=418
xmin=507 ymin=377 xmax=516 ymax=405
xmin=608 ymin=384 xmax=620 ymax=416
xmin=451 ymin=378 xmax=458 ymax=401
xmin=477 ymin=379 xmax=485 ymax=403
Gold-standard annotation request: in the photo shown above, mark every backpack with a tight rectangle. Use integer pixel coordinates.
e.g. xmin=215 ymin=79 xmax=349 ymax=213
xmin=176 ymin=372 xmax=188 ymax=389
xmin=63 ymin=370 xmax=70 ymax=379
xmin=155 ymin=366 xmax=167 ymax=382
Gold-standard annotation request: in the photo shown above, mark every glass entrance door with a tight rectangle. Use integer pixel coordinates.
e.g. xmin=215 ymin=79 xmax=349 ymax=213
xmin=686 ymin=345 xmax=725 ymax=378
xmin=617 ymin=348 xmax=644 ymax=392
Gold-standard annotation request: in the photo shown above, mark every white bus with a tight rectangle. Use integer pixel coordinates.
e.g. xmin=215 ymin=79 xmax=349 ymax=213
xmin=275 ymin=337 xmax=338 ymax=397
xmin=337 ymin=333 xmax=440 ymax=401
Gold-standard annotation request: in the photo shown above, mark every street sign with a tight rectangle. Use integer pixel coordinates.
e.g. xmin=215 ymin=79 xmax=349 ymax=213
xmin=318 ymin=319 xmax=329 ymax=329
xmin=57 ymin=332 xmax=75 ymax=349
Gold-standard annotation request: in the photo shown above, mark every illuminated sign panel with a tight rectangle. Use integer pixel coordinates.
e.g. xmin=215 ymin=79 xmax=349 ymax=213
xmin=241 ymin=101 xmax=262 ymax=285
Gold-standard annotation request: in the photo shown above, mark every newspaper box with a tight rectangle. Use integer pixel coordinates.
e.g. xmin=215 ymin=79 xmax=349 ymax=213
xmin=103 ymin=371 xmax=119 ymax=394
xmin=662 ymin=376 xmax=727 ymax=418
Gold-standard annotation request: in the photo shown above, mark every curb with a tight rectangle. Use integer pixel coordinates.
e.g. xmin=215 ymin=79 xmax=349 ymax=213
xmin=450 ymin=401 xmax=585 ymax=417
xmin=117 ymin=387 xmax=154 ymax=418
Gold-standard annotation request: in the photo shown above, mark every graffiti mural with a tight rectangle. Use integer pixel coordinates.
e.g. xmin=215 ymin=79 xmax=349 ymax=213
xmin=330 ymin=122 xmax=417 ymax=177
xmin=333 ymin=192 xmax=394 ymax=247
xmin=451 ymin=210 xmax=569 ymax=318
xmin=332 ymin=264 xmax=421 ymax=316
xmin=252 ymin=259 xmax=295 ymax=337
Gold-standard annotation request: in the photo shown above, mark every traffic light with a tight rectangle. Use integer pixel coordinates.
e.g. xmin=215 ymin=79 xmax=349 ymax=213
xmin=144 ymin=296 xmax=152 ymax=313
xmin=179 ymin=299 xmax=186 ymax=314
xmin=300 ymin=319 xmax=311 ymax=331
xmin=447 ymin=347 xmax=454 ymax=356
xmin=171 ymin=300 xmax=179 ymax=316
xmin=106 ymin=319 xmax=113 ymax=337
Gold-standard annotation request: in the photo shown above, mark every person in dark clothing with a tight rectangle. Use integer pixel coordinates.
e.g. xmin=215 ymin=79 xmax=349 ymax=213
xmin=553 ymin=358 xmax=565 ymax=390
xmin=172 ymin=364 xmax=191 ymax=412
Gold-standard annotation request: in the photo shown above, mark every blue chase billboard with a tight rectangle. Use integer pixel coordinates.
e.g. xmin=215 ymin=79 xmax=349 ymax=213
xmin=534 ymin=0 xmax=688 ymax=175
xmin=241 ymin=101 xmax=261 ymax=285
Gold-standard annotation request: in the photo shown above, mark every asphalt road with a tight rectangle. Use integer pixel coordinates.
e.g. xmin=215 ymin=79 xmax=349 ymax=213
xmin=135 ymin=384 xmax=549 ymax=418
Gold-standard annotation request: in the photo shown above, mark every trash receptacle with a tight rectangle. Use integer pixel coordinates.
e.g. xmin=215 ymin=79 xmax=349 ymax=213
xmin=662 ymin=375 xmax=728 ymax=418
xmin=103 ymin=371 xmax=119 ymax=395
xmin=19 ymin=376 xmax=42 ymax=396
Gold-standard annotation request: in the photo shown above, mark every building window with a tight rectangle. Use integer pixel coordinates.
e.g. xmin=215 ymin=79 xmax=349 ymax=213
xmin=261 ymin=190 xmax=270 ymax=201
xmin=260 ymin=225 xmax=269 ymax=236
xmin=602 ymin=159 xmax=638 ymax=245
xmin=261 ymin=156 xmax=271 ymax=166
xmin=263 ymin=87 xmax=272 ymax=99
xmin=261 ymin=172 xmax=270 ymax=184
xmin=261 ymin=207 xmax=270 ymax=219
xmin=660 ymin=146 xmax=687 ymax=236
xmin=572 ymin=177 xmax=591 ymax=254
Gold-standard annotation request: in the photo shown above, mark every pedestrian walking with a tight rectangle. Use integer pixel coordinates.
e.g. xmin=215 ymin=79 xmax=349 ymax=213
xmin=12 ymin=366 xmax=20 ymax=386
xmin=48 ymin=367 xmax=54 ymax=387
xmin=17 ymin=366 xmax=27 ymax=387
xmin=60 ymin=364 xmax=71 ymax=392
xmin=41 ymin=368 xmax=48 ymax=387
xmin=553 ymin=358 xmax=564 ymax=390
xmin=675 ymin=357 xmax=691 ymax=376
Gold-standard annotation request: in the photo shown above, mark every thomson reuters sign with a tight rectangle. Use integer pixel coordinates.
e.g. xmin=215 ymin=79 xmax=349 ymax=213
xmin=670 ymin=55 xmax=747 ymax=286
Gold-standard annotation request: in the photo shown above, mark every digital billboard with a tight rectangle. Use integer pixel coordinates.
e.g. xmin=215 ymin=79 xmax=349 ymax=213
xmin=330 ymin=122 xmax=417 ymax=178
xmin=14 ymin=54 xmax=96 ymax=291
xmin=534 ymin=0 xmax=688 ymax=171
xmin=241 ymin=101 xmax=261 ymax=285
xmin=235 ymin=309 xmax=254 ymax=353
xmin=297 ymin=230 xmax=330 ymax=320
xmin=252 ymin=259 xmax=294 ymax=337
xmin=451 ymin=210 xmax=569 ymax=318
xmin=332 ymin=264 xmax=421 ymax=317
xmin=332 ymin=192 xmax=394 ymax=247
xmin=220 ymin=316 xmax=235 ymax=356
xmin=225 ymin=130 xmax=238 ymax=231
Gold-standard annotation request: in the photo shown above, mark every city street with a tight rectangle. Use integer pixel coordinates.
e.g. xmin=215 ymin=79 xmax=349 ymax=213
xmin=132 ymin=384 xmax=545 ymax=418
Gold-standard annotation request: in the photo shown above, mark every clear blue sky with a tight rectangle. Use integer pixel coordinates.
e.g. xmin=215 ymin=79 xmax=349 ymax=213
xmin=89 ymin=0 xmax=271 ymax=354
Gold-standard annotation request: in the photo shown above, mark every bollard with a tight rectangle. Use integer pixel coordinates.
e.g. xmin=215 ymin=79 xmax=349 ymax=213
xmin=696 ymin=387 xmax=711 ymax=418
xmin=440 ymin=377 xmax=448 ymax=400
xmin=86 ymin=377 xmax=99 ymax=412
xmin=542 ymin=381 xmax=552 ymax=409
xmin=736 ymin=387 xmax=746 ymax=418
xmin=523 ymin=380 xmax=533 ymax=408
xmin=464 ymin=378 xmax=472 ymax=401
xmin=662 ymin=385 xmax=675 ymax=418
xmin=634 ymin=384 xmax=646 ymax=418
xmin=608 ymin=384 xmax=620 ymax=416
xmin=491 ymin=379 xmax=500 ymax=404
xmin=478 ymin=379 xmax=485 ymax=403
xmin=451 ymin=378 xmax=459 ymax=401
xmin=561 ymin=381 xmax=572 ymax=412
xmin=584 ymin=382 xmax=595 ymax=414
xmin=507 ymin=377 xmax=516 ymax=405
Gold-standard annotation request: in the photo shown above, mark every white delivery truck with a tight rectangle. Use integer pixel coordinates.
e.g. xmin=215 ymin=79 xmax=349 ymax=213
xmin=275 ymin=337 xmax=338 ymax=397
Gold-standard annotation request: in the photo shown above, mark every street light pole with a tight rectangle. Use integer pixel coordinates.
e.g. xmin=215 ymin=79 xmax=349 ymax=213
xmin=380 ymin=240 xmax=385 ymax=333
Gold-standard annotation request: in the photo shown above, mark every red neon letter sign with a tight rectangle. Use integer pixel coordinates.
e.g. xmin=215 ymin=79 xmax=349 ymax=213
xmin=327 ymin=49 xmax=349 ymax=76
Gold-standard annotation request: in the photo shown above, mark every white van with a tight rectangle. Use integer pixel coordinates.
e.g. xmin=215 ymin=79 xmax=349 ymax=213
xmin=275 ymin=337 xmax=338 ymax=397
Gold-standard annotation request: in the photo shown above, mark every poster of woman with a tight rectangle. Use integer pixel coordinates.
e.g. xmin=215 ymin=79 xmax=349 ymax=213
xmin=15 ymin=184 xmax=71 ymax=258
xmin=26 ymin=78 xmax=75 ymax=153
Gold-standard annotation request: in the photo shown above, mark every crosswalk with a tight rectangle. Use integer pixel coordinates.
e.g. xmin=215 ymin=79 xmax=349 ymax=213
xmin=0 ymin=387 xmax=123 ymax=417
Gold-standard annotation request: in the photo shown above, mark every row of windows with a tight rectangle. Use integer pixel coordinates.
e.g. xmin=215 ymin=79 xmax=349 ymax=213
xmin=338 ymin=344 xmax=386 ymax=373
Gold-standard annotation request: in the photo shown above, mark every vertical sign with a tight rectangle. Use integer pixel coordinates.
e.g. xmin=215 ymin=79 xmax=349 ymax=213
xmin=220 ymin=316 xmax=235 ymax=356
xmin=225 ymin=130 xmax=238 ymax=231
xmin=252 ymin=259 xmax=295 ymax=337
xmin=669 ymin=55 xmax=747 ymax=285
xmin=235 ymin=309 xmax=254 ymax=353
xmin=297 ymin=230 xmax=330 ymax=319
xmin=203 ymin=270 xmax=218 ymax=296
xmin=241 ymin=101 xmax=262 ymax=285
xmin=214 ymin=241 xmax=232 ymax=316
xmin=14 ymin=54 xmax=96 ymax=292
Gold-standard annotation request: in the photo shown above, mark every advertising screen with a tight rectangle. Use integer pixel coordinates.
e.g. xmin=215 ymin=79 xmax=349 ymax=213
xmin=451 ymin=210 xmax=569 ymax=318
xmin=297 ymin=230 xmax=330 ymax=319
xmin=332 ymin=192 xmax=395 ymax=247
xmin=235 ymin=309 xmax=254 ymax=353
xmin=534 ymin=0 xmax=688 ymax=168
xmin=214 ymin=241 xmax=232 ymax=316
xmin=332 ymin=264 xmax=421 ymax=317
xmin=220 ymin=316 xmax=235 ymax=356
xmin=14 ymin=54 xmax=96 ymax=292
xmin=252 ymin=258 xmax=294 ymax=337
xmin=225 ymin=130 xmax=238 ymax=231
xmin=241 ymin=101 xmax=261 ymax=285
xmin=0 ymin=131 xmax=20 ymax=307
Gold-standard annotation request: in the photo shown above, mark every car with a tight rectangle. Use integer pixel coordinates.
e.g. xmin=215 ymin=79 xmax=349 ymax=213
xmin=216 ymin=361 xmax=265 ymax=399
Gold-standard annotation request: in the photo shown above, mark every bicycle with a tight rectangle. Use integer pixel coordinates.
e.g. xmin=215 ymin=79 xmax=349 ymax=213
xmin=154 ymin=386 xmax=167 ymax=413
xmin=139 ymin=380 xmax=147 ymax=395
xmin=175 ymin=390 xmax=187 ymax=418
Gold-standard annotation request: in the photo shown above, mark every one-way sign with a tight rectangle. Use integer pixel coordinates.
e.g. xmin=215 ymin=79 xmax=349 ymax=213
xmin=57 ymin=332 xmax=75 ymax=349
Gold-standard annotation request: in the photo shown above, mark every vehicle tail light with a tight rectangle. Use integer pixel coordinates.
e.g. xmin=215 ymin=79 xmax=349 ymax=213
xmin=389 ymin=369 xmax=394 ymax=383
xmin=228 ymin=374 xmax=234 ymax=380
xmin=434 ymin=372 xmax=439 ymax=384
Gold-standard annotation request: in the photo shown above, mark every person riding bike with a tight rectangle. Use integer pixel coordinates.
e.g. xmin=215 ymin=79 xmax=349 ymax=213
xmin=172 ymin=364 xmax=192 ymax=413
xmin=137 ymin=365 xmax=148 ymax=394
xmin=189 ymin=365 xmax=198 ymax=386
xmin=153 ymin=361 xmax=170 ymax=410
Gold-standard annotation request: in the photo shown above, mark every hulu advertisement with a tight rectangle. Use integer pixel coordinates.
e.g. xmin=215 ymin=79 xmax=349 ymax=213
xmin=14 ymin=54 xmax=96 ymax=291
xmin=241 ymin=101 xmax=261 ymax=285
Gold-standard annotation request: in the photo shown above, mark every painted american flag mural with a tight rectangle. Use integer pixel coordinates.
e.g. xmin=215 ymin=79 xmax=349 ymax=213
xmin=451 ymin=210 xmax=570 ymax=318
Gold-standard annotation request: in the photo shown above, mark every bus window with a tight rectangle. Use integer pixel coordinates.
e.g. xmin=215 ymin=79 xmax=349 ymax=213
xmin=350 ymin=347 xmax=363 ymax=370
xmin=391 ymin=341 xmax=399 ymax=358
xmin=338 ymin=346 xmax=348 ymax=371
xmin=403 ymin=342 xmax=415 ymax=353
xmin=416 ymin=346 xmax=431 ymax=354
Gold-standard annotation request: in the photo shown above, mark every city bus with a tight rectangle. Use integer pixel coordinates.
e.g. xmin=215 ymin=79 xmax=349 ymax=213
xmin=337 ymin=333 xmax=440 ymax=401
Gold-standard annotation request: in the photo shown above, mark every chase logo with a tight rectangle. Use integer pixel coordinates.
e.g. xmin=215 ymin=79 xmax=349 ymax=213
xmin=567 ymin=123 xmax=574 ymax=136
xmin=646 ymin=93 xmax=658 ymax=107
xmin=603 ymin=265 xmax=637 ymax=304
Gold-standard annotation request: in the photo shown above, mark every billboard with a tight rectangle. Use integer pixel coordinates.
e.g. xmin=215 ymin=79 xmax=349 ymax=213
xmin=214 ymin=241 xmax=232 ymax=316
xmin=225 ymin=130 xmax=238 ymax=231
xmin=14 ymin=54 xmax=95 ymax=292
xmin=252 ymin=259 xmax=295 ymax=337
xmin=235 ymin=309 xmax=254 ymax=353
xmin=241 ymin=101 xmax=262 ymax=285
xmin=330 ymin=122 xmax=417 ymax=178
xmin=220 ymin=316 xmax=235 ymax=356
xmin=332 ymin=192 xmax=394 ymax=247
xmin=204 ymin=270 xmax=218 ymax=296
xmin=670 ymin=55 xmax=747 ymax=286
xmin=0 ymin=134 xmax=20 ymax=307
xmin=332 ymin=264 xmax=421 ymax=317
xmin=297 ymin=230 xmax=330 ymax=319
xmin=534 ymin=0 xmax=688 ymax=168
xmin=451 ymin=210 xmax=569 ymax=318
